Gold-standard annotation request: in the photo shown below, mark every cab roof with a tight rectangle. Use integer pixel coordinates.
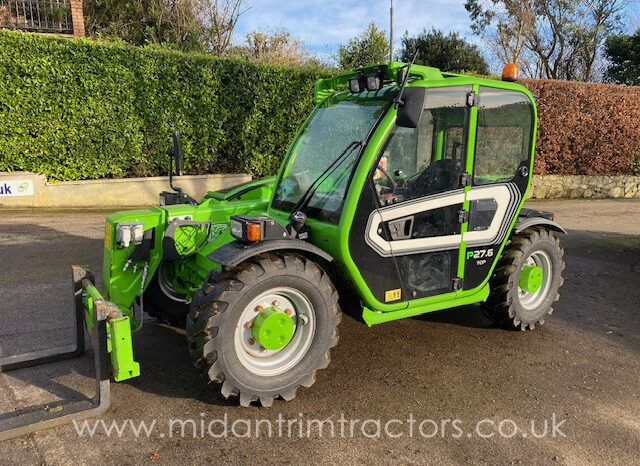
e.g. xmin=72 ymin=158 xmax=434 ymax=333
xmin=314 ymin=61 xmax=532 ymax=106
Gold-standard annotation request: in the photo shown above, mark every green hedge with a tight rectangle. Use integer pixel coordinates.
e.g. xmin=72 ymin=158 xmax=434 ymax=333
xmin=2 ymin=30 xmax=639 ymax=181
xmin=0 ymin=30 xmax=325 ymax=180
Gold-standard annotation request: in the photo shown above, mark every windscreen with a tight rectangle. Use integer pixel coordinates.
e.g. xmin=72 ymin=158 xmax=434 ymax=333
xmin=272 ymin=93 xmax=391 ymax=222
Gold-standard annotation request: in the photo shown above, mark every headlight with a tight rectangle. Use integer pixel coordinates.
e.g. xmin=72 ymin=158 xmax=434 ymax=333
xmin=230 ymin=219 xmax=243 ymax=240
xmin=115 ymin=222 xmax=144 ymax=248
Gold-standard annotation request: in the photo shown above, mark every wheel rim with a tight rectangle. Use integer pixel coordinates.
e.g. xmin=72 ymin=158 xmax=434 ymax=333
xmin=234 ymin=287 xmax=316 ymax=377
xmin=518 ymin=250 xmax=552 ymax=310
xmin=157 ymin=263 xmax=188 ymax=303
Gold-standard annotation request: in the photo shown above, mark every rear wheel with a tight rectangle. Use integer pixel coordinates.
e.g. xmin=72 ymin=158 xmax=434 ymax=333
xmin=482 ymin=227 xmax=565 ymax=330
xmin=186 ymin=252 xmax=340 ymax=407
xmin=145 ymin=261 xmax=190 ymax=326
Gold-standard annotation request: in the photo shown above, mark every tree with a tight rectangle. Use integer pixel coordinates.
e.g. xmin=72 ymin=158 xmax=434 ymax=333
xmin=83 ymin=0 xmax=248 ymax=54
xmin=337 ymin=22 xmax=389 ymax=70
xmin=605 ymin=30 xmax=640 ymax=85
xmin=83 ymin=0 xmax=206 ymax=51
xmin=400 ymin=28 xmax=489 ymax=74
xmin=230 ymin=29 xmax=319 ymax=67
xmin=465 ymin=0 xmax=628 ymax=81
xmin=200 ymin=0 xmax=249 ymax=55
xmin=466 ymin=0 xmax=534 ymax=65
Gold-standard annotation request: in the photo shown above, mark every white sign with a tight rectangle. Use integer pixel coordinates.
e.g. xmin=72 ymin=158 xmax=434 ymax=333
xmin=0 ymin=179 xmax=35 ymax=197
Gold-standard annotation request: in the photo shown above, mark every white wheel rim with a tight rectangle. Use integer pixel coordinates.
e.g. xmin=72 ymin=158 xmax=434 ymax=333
xmin=234 ymin=287 xmax=316 ymax=377
xmin=157 ymin=263 xmax=188 ymax=303
xmin=518 ymin=250 xmax=552 ymax=310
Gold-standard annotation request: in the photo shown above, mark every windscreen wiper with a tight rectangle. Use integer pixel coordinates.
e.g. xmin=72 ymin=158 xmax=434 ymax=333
xmin=289 ymin=139 xmax=363 ymax=217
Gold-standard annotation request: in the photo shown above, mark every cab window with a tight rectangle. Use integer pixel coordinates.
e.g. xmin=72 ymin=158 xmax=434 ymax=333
xmin=373 ymin=86 xmax=471 ymax=205
xmin=473 ymin=88 xmax=533 ymax=185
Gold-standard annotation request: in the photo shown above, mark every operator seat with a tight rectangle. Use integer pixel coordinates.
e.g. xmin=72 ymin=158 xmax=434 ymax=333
xmin=408 ymin=158 xmax=462 ymax=198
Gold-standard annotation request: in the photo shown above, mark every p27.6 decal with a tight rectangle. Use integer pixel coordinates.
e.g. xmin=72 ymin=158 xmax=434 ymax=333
xmin=466 ymin=248 xmax=494 ymax=266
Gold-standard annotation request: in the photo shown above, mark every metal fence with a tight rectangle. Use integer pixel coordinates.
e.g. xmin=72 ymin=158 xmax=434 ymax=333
xmin=0 ymin=0 xmax=73 ymax=34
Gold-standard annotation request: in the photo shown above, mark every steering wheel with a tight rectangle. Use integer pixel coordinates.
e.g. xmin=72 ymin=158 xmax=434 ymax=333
xmin=376 ymin=164 xmax=397 ymax=193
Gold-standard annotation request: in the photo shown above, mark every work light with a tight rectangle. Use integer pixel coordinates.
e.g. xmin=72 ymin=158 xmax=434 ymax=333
xmin=115 ymin=222 xmax=144 ymax=248
xmin=366 ymin=74 xmax=382 ymax=91
xmin=349 ymin=77 xmax=363 ymax=93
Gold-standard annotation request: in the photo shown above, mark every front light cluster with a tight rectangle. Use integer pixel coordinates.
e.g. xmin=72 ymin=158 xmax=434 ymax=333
xmin=229 ymin=215 xmax=289 ymax=243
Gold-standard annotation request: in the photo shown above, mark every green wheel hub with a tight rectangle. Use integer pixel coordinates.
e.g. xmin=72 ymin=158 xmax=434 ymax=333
xmin=252 ymin=307 xmax=295 ymax=350
xmin=519 ymin=264 xmax=543 ymax=293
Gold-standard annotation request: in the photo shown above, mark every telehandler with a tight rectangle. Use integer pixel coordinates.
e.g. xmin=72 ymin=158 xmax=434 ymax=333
xmin=0 ymin=60 xmax=565 ymax=436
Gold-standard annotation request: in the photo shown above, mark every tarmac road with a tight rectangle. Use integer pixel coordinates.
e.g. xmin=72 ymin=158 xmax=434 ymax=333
xmin=0 ymin=199 xmax=639 ymax=465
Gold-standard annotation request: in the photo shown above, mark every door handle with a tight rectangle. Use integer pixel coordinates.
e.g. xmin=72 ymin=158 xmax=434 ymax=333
xmin=388 ymin=216 xmax=414 ymax=240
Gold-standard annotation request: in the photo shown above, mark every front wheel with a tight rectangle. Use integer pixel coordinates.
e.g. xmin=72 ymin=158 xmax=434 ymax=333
xmin=482 ymin=227 xmax=565 ymax=330
xmin=186 ymin=252 xmax=340 ymax=407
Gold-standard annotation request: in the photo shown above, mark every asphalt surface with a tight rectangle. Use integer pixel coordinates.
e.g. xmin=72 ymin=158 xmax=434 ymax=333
xmin=0 ymin=200 xmax=639 ymax=465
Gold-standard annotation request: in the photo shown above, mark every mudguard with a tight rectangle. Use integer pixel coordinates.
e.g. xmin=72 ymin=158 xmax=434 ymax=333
xmin=208 ymin=239 xmax=334 ymax=267
xmin=514 ymin=216 xmax=567 ymax=235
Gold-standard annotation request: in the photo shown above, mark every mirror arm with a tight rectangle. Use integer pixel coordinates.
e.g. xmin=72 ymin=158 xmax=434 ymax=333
xmin=168 ymin=155 xmax=182 ymax=194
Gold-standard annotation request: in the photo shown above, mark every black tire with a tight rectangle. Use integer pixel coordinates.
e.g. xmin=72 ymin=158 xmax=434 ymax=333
xmin=186 ymin=252 xmax=341 ymax=407
xmin=144 ymin=263 xmax=190 ymax=327
xmin=482 ymin=227 xmax=565 ymax=330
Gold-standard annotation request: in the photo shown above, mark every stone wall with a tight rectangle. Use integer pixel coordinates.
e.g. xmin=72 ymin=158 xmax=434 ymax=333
xmin=0 ymin=172 xmax=251 ymax=208
xmin=1 ymin=172 xmax=639 ymax=208
xmin=530 ymin=175 xmax=640 ymax=199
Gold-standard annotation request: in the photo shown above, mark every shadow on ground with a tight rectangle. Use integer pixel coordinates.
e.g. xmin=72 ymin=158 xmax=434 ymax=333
xmin=1 ymin=223 xmax=640 ymax=447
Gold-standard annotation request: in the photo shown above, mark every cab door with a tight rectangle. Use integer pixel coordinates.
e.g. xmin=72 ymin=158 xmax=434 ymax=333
xmin=349 ymin=86 xmax=473 ymax=304
xmin=462 ymin=87 xmax=535 ymax=289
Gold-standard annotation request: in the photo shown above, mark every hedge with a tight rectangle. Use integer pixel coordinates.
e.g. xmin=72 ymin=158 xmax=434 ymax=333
xmin=1 ymin=30 xmax=639 ymax=181
xmin=0 ymin=30 xmax=324 ymax=180
xmin=523 ymin=79 xmax=640 ymax=176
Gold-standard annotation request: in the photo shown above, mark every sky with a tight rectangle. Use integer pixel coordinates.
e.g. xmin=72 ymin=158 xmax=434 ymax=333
xmin=233 ymin=0 xmax=640 ymax=68
xmin=233 ymin=0 xmax=476 ymax=64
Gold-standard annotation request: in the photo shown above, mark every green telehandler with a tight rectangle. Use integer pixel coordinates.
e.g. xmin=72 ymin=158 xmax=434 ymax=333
xmin=0 ymin=60 xmax=565 ymax=437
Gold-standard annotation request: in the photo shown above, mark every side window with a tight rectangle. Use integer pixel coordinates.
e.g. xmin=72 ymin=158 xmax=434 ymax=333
xmin=473 ymin=88 xmax=533 ymax=185
xmin=373 ymin=86 xmax=471 ymax=205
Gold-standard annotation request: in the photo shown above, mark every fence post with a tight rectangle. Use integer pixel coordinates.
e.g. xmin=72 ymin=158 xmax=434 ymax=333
xmin=69 ymin=0 xmax=83 ymax=37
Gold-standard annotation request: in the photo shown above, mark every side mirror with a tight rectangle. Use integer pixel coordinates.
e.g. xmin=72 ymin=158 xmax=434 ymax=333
xmin=170 ymin=130 xmax=182 ymax=176
xmin=396 ymin=87 xmax=427 ymax=129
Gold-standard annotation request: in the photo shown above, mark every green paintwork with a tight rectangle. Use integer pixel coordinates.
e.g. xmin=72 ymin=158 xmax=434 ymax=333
xmin=82 ymin=280 xmax=102 ymax=337
xmin=519 ymin=265 xmax=543 ymax=293
xmin=362 ymin=284 xmax=490 ymax=326
xmin=80 ymin=279 xmax=140 ymax=381
xmin=87 ymin=61 xmax=541 ymax=384
xmin=303 ymin=72 xmax=537 ymax=317
xmin=251 ymin=308 xmax=295 ymax=350
xmin=102 ymin=177 xmax=277 ymax=326
xmin=107 ymin=316 xmax=140 ymax=381
xmin=313 ymin=62 xmax=443 ymax=106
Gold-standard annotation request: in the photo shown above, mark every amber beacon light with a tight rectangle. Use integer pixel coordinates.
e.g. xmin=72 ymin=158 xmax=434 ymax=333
xmin=502 ymin=63 xmax=518 ymax=82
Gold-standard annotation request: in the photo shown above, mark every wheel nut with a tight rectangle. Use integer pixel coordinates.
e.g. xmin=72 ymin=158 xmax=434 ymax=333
xmin=255 ymin=305 xmax=263 ymax=312
xmin=285 ymin=308 xmax=294 ymax=316
xmin=272 ymin=300 xmax=280 ymax=307
xmin=245 ymin=321 xmax=253 ymax=329
xmin=248 ymin=338 xmax=255 ymax=345
xmin=260 ymin=346 xmax=266 ymax=352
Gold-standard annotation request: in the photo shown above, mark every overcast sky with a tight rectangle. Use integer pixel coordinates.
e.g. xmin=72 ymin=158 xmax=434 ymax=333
xmin=233 ymin=0 xmax=475 ymax=64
